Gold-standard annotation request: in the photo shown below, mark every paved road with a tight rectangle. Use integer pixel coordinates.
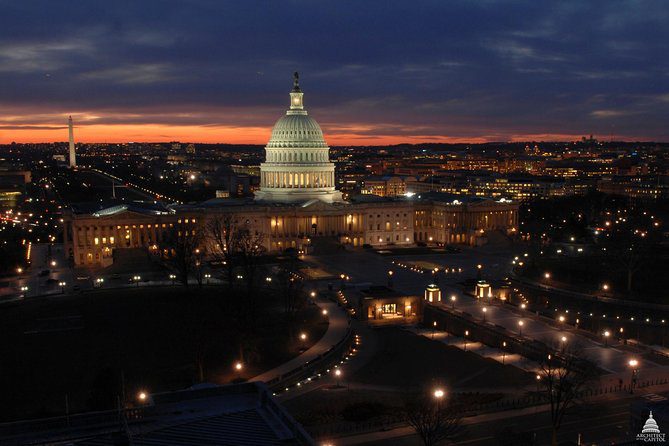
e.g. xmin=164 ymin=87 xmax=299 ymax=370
xmin=305 ymin=248 xmax=662 ymax=375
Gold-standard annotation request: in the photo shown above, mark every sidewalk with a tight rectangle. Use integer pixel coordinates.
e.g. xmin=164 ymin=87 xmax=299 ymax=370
xmin=251 ymin=295 xmax=350 ymax=384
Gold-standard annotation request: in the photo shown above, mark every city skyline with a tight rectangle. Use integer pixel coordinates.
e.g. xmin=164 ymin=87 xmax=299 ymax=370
xmin=1 ymin=1 xmax=669 ymax=144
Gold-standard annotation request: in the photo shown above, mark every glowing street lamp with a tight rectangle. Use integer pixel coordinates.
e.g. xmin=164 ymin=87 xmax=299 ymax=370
xmin=133 ymin=275 xmax=141 ymax=286
xmin=169 ymin=274 xmax=176 ymax=284
xmin=482 ymin=307 xmax=487 ymax=322
xmin=20 ymin=285 xmax=29 ymax=297
xmin=602 ymin=283 xmax=610 ymax=292
xmin=518 ymin=320 xmax=524 ymax=336
xmin=558 ymin=315 xmax=566 ymax=324
xmin=138 ymin=391 xmax=148 ymax=403
xmin=628 ymin=359 xmax=639 ymax=394
xmin=58 ymin=281 xmax=66 ymax=293
xmin=204 ymin=273 xmax=211 ymax=284
xmin=334 ymin=368 xmax=342 ymax=387
xmin=544 ymin=272 xmax=551 ymax=279
xmin=464 ymin=330 xmax=469 ymax=351
xmin=603 ymin=330 xmax=610 ymax=347
xmin=450 ymin=294 xmax=457 ymax=309
xmin=234 ymin=361 xmax=243 ymax=372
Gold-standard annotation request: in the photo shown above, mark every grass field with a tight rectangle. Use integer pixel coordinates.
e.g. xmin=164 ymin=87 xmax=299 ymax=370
xmin=0 ymin=285 xmax=325 ymax=421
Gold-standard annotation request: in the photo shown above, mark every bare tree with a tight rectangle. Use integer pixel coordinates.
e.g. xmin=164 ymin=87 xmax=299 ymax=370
xmin=162 ymin=220 xmax=204 ymax=286
xmin=234 ymin=228 xmax=267 ymax=320
xmin=404 ymin=393 xmax=463 ymax=446
xmin=275 ymin=250 xmax=305 ymax=315
xmin=536 ymin=340 xmax=598 ymax=446
xmin=206 ymin=214 xmax=237 ymax=289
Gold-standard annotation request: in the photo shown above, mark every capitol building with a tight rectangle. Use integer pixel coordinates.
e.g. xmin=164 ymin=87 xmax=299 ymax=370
xmin=63 ymin=75 xmax=519 ymax=266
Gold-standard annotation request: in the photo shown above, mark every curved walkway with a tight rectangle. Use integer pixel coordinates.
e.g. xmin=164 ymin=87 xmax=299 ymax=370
xmin=251 ymin=294 xmax=350 ymax=384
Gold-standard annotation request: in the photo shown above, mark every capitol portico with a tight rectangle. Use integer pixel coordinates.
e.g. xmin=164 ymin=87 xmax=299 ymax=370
xmin=63 ymin=74 xmax=519 ymax=266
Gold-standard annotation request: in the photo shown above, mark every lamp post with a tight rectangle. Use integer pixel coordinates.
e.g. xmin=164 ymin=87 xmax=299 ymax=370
xmin=59 ymin=281 xmax=66 ymax=294
xmin=603 ymin=330 xmax=610 ymax=347
xmin=137 ymin=391 xmax=148 ymax=404
xmin=433 ymin=388 xmax=445 ymax=409
xmin=502 ymin=341 xmax=507 ymax=364
xmin=204 ymin=273 xmax=211 ymax=284
xmin=334 ymin=368 xmax=342 ymax=388
xmin=628 ymin=359 xmax=639 ymax=394
xmin=464 ymin=330 xmax=469 ymax=351
xmin=482 ymin=307 xmax=487 ymax=322
xmin=169 ymin=274 xmax=176 ymax=285
xmin=432 ymin=321 xmax=437 ymax=339
xmin=387 ymin=270 xmax=394 ymax=288
xmin=95 ymin=278 xmax=104 ymax=288
xmin=450 ymin=295 xmax=456 ymax=310
xmin=518 ymin=320 xmax=524 ymax=337
xmin=133 ymin=275 xmax=141 ymax=287
xmin=20 ymin=285 xmax=28 ymax=297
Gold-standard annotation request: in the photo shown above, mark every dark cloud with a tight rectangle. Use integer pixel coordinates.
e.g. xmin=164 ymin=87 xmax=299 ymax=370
xmin=0 ymin=0 xmax=668 ymax=141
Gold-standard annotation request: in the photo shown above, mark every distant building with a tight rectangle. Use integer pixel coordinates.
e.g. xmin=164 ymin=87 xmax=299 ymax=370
xmin=361 ymin=176 xmax=406 ymax=197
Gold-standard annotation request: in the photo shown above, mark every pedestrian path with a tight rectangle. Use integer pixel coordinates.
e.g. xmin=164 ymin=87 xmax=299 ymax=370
xmin=251 ymin=295 xmax=350 ymax=384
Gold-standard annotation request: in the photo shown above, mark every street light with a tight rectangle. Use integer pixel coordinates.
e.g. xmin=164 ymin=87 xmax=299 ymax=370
xmin=204 ymin=273 xmax=211 ymax=284
xmin=502 ymin=341 xmax=507 ymax=364
xmin=59 ymin=281 xmax=66 ymax=293
xmin=138 ymin=391 xmax=148 ymax=403
xmin=234 ymin=362 xmax=243 ymax=372
xmin=95 ymin=277 xmax=104 ymax=288
xmin=628 ymin=359 xmax=639 ymax=394
xmin=464 ymin=330 xmax=469 ymax=351
xmin=544 ymin=272 xmax=551 ymax=279
xmin=133 ymin=275 xmax=141 ymax=286
xmin=334 ymin=368 xmax=342 ymax=387
xmin=20 ymin=285 xmax=29 ymax=297
xmin=432 ymin=320 xmax=437 ymax=339
xmin=310 ymin=291 xmax=316 ymax=298
xmin=602 ymin=283 xmax=610 ymax=292
xmin=518 ymin=320 xmax=524 ymax=336
xmin=169 ymin=274 xmax=176 ymax=284
xmin=450 ymin=295 xmax=457 ymax=309
xmin=558 ymin=315 xmax=566 ymax=324
xmin=387 ymin=270 xmax=394 ymax=288
xmin=603 ymin=330 xmax=610 ymax=347
xmin=482 ymin=307 xmax=487 ymax=322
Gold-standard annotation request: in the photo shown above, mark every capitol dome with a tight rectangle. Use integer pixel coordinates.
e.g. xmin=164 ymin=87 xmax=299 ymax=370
xmin=254 ymin=73 xmax=343 ymax=204
xmin=267 ymin=114 xmax=328 ymax=149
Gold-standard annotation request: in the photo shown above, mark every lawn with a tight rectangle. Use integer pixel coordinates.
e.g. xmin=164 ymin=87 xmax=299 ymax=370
xmin=0 ymin=285 xmax=326 ymax=421
xmin=352 ymin=328 xmax=532 ymax=389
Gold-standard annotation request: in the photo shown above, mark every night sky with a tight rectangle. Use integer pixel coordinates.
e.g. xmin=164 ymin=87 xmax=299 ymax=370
xmin=1 ymin=1 xmax=668 ymax=144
